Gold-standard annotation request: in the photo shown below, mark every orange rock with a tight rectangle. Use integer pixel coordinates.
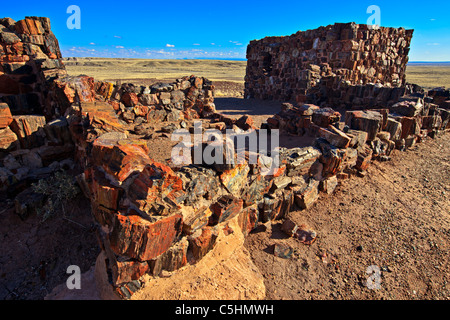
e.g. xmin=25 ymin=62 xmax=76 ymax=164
xmin=9 ymin=115 xmax=46 ymax=149
xmin=25 ymin=18 xmax=39 ymax=35
xmin=90 ymin=169 xmax=123 ymax=211
xmin=209 ymin=195 xmax=243 ymax=225
xmin=0 ymin=126 xmax=19 ymax=151
xmin=121 ymin=92 xmax=139 ymax=108
xmin=0 ymin=103 xmax=13 ymax=129
xmin=355 ymin=144 xmax=373 ymax=171
xmin=219 ymin=164 xmax=249 ymax=196
xmin=14 ymin=20 xmax=30 ymax=34
xmin=133 ymin=105 xmax=150 ymax=117
xmin=313 ymin=124 xmax=351 ymax=149
xmin=312 ymin=108 xmax=341 ymax=128
xmin=91 ymin=139 xmax=152 ymax=183
xmin=188 ymin=226 xmax=218 ymax=260
xmin=345 ymin=110 xmax=383 ymax=141
xmin=237 ymin=205 xmax=259 ymax=236
xmin=293 ymin=179 xmax=320 ymax=210
xmin=182 ymin=207 xmax=213 ymax=235
xmin=194 ymin=77 xmax=203 ymax=89
xmin=80 ymin=101 xmax=125 ymax=133
xmin=111 ymin=259 xmax=150 ymax=286
xmin=127 ymin=162 xmax=185 ymax=215
xmin=109 ymin=213 xmax=183 ymax=261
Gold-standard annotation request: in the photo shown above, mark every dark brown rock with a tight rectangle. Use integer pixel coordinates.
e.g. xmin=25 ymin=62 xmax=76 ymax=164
xmin=188 ymin=226 xmax=219 ymax=261
xmin=345 ymin=110 xmax=383 ymax=141
xmin=209 ymin=195 xmax=243 ymax=225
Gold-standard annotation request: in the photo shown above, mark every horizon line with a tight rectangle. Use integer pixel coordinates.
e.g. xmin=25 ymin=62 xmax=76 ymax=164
xmin=62 ymin=57 xmax=450 ymax=63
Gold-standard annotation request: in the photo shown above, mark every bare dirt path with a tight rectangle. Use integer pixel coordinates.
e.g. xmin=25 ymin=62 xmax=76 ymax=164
xmin=245 ymin=132 xmax=450 ymax=300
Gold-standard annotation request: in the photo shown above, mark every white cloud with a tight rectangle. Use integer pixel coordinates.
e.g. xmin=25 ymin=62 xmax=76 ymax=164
xmin=62 ymin=45 xmax=246 ymax=60
xmin=89 ymin=42 xmax=95 ymax=45
xmin=211 ymin=43 xmax=216 ymax=46
xmin=166 ymin=44 xmax=175 ymax=48
xmin=427 ymin=43 xmax=440 ymax=46
xmin=114 ymin=35 xmax=122 ymax=39
xmin=193 ymin=43 xmax=200 ymax=46
xmin=430 ymin=18 xmax=436 ymax=21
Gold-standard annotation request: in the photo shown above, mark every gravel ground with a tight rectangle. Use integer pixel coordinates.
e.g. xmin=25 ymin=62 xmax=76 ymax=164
xmin=245 ymin=132 xmax=450 ymax=300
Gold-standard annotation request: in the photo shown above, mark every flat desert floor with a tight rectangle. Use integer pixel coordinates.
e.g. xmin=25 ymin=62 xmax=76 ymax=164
xmin=64 ymin=58 xmax=450 ymax=93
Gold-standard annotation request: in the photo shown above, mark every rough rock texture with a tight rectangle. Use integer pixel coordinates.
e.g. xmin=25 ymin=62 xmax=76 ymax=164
xmin=245 ymin=23 xmax=413 ymax=102
xmin=0 ymin=16 xmax=66 ymax=115
xmin=129 ymin=215 xmax=265 ymax=300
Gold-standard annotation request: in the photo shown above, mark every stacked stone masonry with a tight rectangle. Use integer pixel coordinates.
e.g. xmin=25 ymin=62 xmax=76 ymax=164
xmin=245 ymin=23 xmax=413 ymax=105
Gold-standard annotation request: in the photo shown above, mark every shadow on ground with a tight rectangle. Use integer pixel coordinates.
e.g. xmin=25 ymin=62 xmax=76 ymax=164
xmin=214 ymin=98 xmax=284 ymax=117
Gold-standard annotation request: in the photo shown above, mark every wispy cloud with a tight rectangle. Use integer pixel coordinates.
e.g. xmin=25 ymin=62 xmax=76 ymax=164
xmin=166 ymin=44 xmax=175 ymax=48
xmin=229 ymin=40 xmax=243 ymax=46
xmin=114 ymin=35 xmax=122 ymax=39
xmin=430 ymin=18 xmax=436 ymax=21
xmin=427 ymin=43 xmax=440 ymax=46
xmin=89 ymin=42 xmax=95 ymax=45
xmin=62 ymin=45 xmax=246 ymax=60
xmin=193 ymin=43 xmax=200 ymax=46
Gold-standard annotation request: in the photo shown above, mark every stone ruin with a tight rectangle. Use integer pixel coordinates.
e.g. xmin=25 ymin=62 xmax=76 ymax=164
xmin=1 ymin=17 xmax=450 ymax=299
xmin=245 ymin=23 xmax=413 ymax=104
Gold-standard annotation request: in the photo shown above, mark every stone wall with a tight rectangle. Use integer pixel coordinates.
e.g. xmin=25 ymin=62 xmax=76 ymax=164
xmin=0 ymin=16 xmax=216 ymax=204
xmin=50 ymin=75 xmax=216 ymax=123
xmin=0 ymin=16 xmax=66 ymax=115
xmin=244 ymin=23 xmax=413 ymax=103
xmin=71 ymin=93 xmax=449 ymax=299
xmin=67 ymin=100 xmax=340 ymax=298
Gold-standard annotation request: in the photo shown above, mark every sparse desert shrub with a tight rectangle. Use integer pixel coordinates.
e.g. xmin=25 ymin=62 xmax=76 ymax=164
xmin=31 ymin=170 xmax=80 ymax=221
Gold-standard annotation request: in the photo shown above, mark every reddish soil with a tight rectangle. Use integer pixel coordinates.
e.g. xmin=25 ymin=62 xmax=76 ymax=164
xmin=245 ymin=132 xmax=450 ymax=300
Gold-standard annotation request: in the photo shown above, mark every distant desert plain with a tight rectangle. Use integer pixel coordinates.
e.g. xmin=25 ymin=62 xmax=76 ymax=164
xmin=64 ymin=58 xmax=450 ymax=96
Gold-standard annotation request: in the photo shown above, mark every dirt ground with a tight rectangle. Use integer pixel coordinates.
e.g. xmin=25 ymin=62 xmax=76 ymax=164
xmin=245 ymin=132 xmax=450 ymax=300
xmin=0 ymin=194 xmax=99 ymax=300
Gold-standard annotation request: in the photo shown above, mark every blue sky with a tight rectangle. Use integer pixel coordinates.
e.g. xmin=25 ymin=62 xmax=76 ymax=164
xmin=2 ymin=0 xmax=450 ymax=61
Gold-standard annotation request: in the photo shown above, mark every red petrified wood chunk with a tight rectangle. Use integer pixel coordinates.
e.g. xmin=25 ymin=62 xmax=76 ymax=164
xmin=209 ymin=195 xmax=244 ymax=225
xmin=111 ymin=259 xmax=150 ymax=286
xmin=127 ymin=162 xmax=186 ymax=216
xmin=109 ymin=213 xmax=183 ymax=262
xmin=80 ymin=102 xmax=125 ymax=132
xmin=0 ymin=103 xmax=13 ymax=129
xmin=91 ymin=139 xmax=152 ymax=183
xmin=188 ymin=226 xmax=219 ymax=260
